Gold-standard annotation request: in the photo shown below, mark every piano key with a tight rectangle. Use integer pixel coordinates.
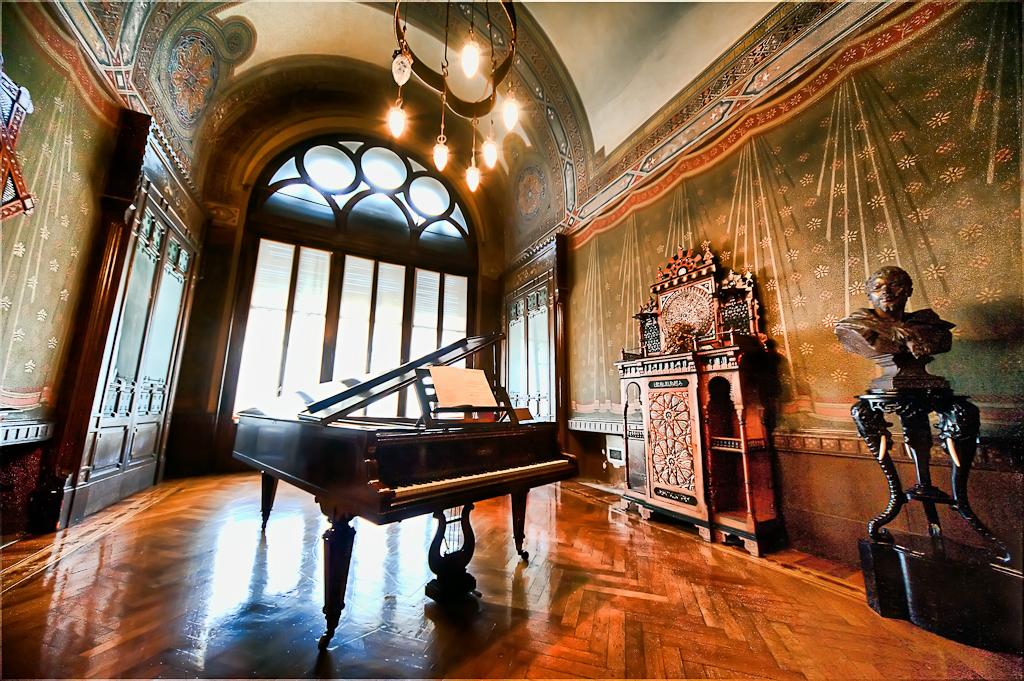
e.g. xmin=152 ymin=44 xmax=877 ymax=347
xmin=387 ymin=459 xmax=573 ymax=501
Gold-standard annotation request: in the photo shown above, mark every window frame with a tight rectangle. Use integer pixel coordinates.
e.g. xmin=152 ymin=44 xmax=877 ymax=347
xmin=225 ymin=134 xmax=478 ymax=418
xmin=247 ymin=133 xmax=477 ymax=277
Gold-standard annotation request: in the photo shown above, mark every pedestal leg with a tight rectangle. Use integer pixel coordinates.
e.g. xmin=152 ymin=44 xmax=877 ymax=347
xmin=260 ymin=473 xmax=279 ymax=531
xmin=426 ymin=504 xmax=478 ymax=601
xmin=511 ymin=490 xmax=529 ymax=562
xmin=852 ymin=400 xmax=904 ymax=542
xmin=938 ymin=398 xmax=1011 ymax=563
xmin=898 ymin=408 xmax=942 ymax=538
xmin=319 ymin=514 xmax=356 ymax=650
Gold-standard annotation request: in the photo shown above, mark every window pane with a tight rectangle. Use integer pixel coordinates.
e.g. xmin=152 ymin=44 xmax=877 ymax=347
xmin=334 ymin=256 xmax=374 ymax=382
xmin=281 ymin=247 xmax=330 ymax=394
xmin=304 ymin=145 xmax=356 ymax=191
xmin=361 ymin=147 xmax=407 ymax=190
xmin=409 ymin=269 xmax=441 ymax=358
xmin=235 ymin=240 xmax=295 ymax=412
xmin=440 ymin=274 xmax=468 ymax=346
xmin=366 ymin=263 xmax=405 ymax=417
xmin=405 ymin=269 xmax=441 ymax=417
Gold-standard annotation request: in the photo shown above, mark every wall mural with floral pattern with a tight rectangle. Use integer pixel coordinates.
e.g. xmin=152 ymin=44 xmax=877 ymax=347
xmin=0 ymin=5 xmax=118 ymax=418
xmin=568 ymin=3 xmax=1022 ymax=437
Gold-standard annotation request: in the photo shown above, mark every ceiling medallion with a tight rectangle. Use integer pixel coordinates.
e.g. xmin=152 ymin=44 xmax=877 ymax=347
xmin=388 ymin=1 xmax=518 ymax=193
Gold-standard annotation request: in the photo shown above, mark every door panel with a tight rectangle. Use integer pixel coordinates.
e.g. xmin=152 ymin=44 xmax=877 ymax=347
xmin=70 ymin=190 xmax=196 ymax=523
xmin=89 ymin=428 xmax=128 ymax=478
xmin=129 ymin=422 xmax=160 ymax=463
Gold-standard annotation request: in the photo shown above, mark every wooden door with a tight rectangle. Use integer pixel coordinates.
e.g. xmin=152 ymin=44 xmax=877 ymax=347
xmin=67 ymin=194 xmax=195 ymax=522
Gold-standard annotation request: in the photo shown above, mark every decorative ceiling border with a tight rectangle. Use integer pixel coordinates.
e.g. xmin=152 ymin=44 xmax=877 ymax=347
xmin=14 ymin=3 xmax=120 ymax=125
xmin=47 ymin=1 xmax=203 ymax=196
xmin=588 ymin=2 xmax=825 ymax=189
xmin=564 ymin=2 xmax=907 ymax=235
xmin=567 ymin=1 xmax=959 ymax=250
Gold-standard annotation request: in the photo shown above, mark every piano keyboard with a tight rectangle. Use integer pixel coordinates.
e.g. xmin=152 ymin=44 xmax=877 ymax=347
xmin=388 ymin=459 xmax=573 ymax=502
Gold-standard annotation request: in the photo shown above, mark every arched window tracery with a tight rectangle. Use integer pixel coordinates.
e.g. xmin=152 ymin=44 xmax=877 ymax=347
xmin=231 ymin=135 xmax=477 ymax=416
xmin=252 ymin=136 xmax=473 ymax=265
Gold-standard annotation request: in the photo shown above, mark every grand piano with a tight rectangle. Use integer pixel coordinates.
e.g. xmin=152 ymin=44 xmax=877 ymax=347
xmin=232 ymin=333 xmax=577 ymax=649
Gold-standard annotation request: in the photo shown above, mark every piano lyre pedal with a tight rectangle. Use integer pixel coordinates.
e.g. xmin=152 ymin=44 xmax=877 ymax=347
xmin=232 ymin=333 xmax=577 ymax=649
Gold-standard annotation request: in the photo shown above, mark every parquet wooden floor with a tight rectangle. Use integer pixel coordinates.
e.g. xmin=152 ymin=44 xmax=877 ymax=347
xmin=2 ymin=473 xmax=1020 ymax=679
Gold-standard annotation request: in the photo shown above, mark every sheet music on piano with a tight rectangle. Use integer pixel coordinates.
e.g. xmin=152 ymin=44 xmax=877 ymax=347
xmin=428 ymin=366 xmax=498 ymax=409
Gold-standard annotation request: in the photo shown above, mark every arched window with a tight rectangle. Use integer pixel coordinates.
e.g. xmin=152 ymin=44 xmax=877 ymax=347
xmin=232 ymin=135 xmax=476 ymax=417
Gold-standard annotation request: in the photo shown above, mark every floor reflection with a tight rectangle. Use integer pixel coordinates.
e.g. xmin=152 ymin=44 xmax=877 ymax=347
xmin=3 ymin=474 xmax=1019 ymax=680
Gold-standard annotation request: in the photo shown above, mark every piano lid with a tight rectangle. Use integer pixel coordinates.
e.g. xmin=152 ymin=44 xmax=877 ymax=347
xmin=299 ymin=333 xmax=503 ymax=425
xmin=238 ymin=377 xmax=362 ymax=421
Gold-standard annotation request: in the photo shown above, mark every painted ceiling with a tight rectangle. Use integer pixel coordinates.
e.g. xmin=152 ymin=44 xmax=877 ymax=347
xmin=527 ymin=2 xmax=774 ymax=156
xmin=49 ymin=0 xmax=897 ymax=260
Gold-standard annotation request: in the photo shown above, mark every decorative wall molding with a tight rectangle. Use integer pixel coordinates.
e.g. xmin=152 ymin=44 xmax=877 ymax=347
xmin=0 ymin=420 xmax=53 ymax=448
xmin=589 ymin=3 xmax=830 ymax=191
xmin=568 ymin=419 xmax=1021 ymax=474
xmin=775 ymin=429 xmax=1021 ymax=474
xmin=568 ymin=418 xmax=622 ymax=435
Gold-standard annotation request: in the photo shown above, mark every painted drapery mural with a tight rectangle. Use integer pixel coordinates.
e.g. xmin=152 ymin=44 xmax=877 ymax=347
xmin=569 ymin=3 xmax=1022 ymax=436
xmin=0 ymin=6 xmax=118 ymax=417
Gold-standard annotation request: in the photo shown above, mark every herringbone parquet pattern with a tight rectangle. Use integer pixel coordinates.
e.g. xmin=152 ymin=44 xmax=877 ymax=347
xmin=2 ymin=474 xmax=1020 ymax=679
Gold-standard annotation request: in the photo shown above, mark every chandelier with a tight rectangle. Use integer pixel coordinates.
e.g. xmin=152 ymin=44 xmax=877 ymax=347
xmin=387 ymin=1 xmax=519 ymax=193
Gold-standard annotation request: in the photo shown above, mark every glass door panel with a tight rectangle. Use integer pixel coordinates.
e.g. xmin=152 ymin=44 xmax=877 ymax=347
xmin=441 ymin=274 xmax=468 ymax=346
xmin=113 ymin=221 xmax=161 ymax=391
xmin=528 ymin=304 xmax=551 ymax=419
xmin=507 ymin=315 xmax=527 ymax=407
xmin=409 ymin=269 xmax=440 ymax=358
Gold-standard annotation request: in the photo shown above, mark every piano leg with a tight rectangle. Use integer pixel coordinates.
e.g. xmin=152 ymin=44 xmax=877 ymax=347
xmin=260 ymin=473 xmax=278 ymax=530
xmin=511 ymin=490 xmax=529 ymax=562
xmin=318 ymin=512 xmax=356 ymax=650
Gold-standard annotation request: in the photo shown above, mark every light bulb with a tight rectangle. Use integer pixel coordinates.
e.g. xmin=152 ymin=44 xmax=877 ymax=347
xmin=466 ymin=163 xmax=481 ymax=192
xmin=433 ymin=140 xmax=449 ymax=171
xmin=502 ymin=97 xmax=519 ymax=130
xmin=482 ymin=137 xmax=498 ymax=168
xmin=392 ymin=52 xmax=412 ymax=86
xmin=461 ymin=38 xmax=481 ymax=78
xmin=386 ymin=104 xmax=406 ymax=137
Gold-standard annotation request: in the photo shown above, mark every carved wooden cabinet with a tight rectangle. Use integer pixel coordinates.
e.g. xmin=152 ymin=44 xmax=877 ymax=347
xmin=615 ymin=245 xmax=782 ymax=556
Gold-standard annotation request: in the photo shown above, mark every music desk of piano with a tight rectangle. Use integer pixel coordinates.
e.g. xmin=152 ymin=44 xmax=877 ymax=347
xmin=232 ymin=334 xmax=577 ymax=649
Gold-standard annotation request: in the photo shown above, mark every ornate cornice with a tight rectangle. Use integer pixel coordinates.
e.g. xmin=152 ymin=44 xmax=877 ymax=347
xmin=503 ymin=230 xmax=558 ymax=278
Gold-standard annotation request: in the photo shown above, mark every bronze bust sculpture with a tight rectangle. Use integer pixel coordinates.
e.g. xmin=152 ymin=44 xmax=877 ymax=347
xmin=834 ymin=266 xmax=953 ymax=391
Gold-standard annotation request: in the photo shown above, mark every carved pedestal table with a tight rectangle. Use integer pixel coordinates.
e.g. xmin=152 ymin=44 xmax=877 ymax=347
xmin=851 ymin=390 xmax=1021 ymax=652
